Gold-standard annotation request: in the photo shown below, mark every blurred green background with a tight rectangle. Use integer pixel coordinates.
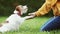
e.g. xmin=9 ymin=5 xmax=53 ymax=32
xmin=0 ymin=0 xmax=53 ymax=16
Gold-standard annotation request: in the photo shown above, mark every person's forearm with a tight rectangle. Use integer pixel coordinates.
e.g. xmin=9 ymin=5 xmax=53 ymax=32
xmin=35 ymin=0 xmax=57 ymax=16
xmin=35 ymin=2 xmax=51 ymax=16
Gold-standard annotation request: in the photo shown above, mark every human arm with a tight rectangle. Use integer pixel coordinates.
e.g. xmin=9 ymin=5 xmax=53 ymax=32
xmin=29 ymin=0 xmax=57 ymax=16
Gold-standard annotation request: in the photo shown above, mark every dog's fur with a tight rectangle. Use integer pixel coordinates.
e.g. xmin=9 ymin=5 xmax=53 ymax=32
xmin=0 ymin=5 xmax=33 ymax=33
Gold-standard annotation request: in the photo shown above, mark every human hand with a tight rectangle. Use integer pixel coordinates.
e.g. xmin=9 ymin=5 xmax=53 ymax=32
xmin=28 ymin=12 xmax=36 ymax=17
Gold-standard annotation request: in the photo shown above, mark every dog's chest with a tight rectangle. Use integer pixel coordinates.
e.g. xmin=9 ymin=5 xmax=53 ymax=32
xmin=6 ymin=14 xmax=25 ymax=25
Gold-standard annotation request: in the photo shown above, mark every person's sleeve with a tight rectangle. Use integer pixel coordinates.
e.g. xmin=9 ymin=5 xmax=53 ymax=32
xmin=35 ymin=0 xmax=57 ymax=16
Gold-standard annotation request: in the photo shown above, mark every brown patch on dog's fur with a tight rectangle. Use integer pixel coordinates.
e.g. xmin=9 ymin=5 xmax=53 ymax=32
xmin=0 ymin=24 xmax=2 ymax=27
xmin=0 ymin=23 xmax=3 ymax=27
xmin=0 ymin=21 xmax=9 ymax=27
xmin=5 ymin=21 xmax=9 ymax=23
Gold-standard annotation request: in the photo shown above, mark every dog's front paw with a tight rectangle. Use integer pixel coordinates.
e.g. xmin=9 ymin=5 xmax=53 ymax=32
xmin=24 ymin=16 xmax=34 ymax=19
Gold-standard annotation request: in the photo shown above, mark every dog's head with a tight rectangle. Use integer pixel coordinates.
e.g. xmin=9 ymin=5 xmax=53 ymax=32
xmin=14 ymin=5 xmax=28 ymax=16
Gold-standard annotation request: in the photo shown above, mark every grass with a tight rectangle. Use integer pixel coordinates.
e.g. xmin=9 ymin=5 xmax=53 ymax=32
xmin=0 ymin=16 xmax=60 ymax=34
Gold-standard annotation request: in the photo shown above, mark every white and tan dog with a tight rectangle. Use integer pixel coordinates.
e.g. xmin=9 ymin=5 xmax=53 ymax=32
xmin=0 ymin=5 xmax=34 ymax=33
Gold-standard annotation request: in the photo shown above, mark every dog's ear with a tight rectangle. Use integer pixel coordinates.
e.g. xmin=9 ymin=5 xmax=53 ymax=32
xmin=16 ymin=6 xmax=21 ymax=12
xmin=15 ymin=6 xmax=21 ymax=16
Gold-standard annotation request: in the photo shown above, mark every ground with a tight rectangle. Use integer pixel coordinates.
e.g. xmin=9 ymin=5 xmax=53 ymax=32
xmin=0 ymin=16 xmax=60 ymax=34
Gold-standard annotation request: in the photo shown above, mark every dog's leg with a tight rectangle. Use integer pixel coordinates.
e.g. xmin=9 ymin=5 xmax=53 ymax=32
xmin=24 ymin=16 xmax=34 ymax=20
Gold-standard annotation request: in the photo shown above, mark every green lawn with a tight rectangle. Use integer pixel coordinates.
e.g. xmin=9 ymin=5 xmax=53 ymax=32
xmin=0 ymin=16 xmax=60 ymax=34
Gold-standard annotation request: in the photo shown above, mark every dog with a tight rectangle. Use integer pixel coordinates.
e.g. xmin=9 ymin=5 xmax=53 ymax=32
xmin=0 ymin=5 xmax=34 ymax=33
